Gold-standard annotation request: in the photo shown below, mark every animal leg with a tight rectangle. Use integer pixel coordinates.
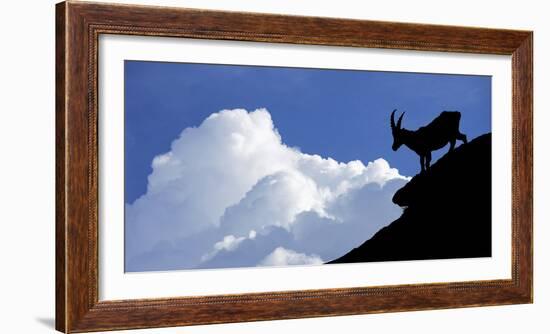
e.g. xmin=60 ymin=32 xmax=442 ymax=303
xmin=448 ymin=139 xmax=456 ymax=153
xmin=458 ymin=132 xmax=468 ymax=144
xmin=426 ymin=152 xmax=432 ymax=170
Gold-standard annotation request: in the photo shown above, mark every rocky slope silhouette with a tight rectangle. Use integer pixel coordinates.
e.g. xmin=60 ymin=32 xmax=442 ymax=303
xmin=329 ymin=133 xmax=492 ymax=264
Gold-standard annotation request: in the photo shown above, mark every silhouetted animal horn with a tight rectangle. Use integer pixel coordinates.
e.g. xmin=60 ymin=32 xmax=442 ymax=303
xmin=390 ymin=109 xmax=397 ymax=130
xmin=397 ymin=112 xmax=405 ymax=129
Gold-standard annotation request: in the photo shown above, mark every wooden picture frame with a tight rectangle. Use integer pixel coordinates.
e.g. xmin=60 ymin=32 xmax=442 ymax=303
xmin=56 ymin=1 xmax=533 ymax=332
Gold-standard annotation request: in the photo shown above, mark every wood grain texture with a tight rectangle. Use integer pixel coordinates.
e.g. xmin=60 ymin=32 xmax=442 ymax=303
xmin=55 ymin=2 xmax=67 ymax=332
xmin=55 ymin=1 xmax=533 ymax=332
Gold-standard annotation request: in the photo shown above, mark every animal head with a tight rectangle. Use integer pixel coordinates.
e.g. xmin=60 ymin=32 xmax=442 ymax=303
xmin=390 ymin=109 xmax=406 ymax=151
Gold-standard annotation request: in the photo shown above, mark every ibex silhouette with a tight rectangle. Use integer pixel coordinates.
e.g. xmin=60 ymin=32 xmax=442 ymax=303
xmin=390 ymin=109 xmax=468 ymax=172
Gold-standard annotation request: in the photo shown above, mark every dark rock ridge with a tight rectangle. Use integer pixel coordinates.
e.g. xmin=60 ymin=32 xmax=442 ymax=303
xmin=329 ymin=133 xmax=492 ymax=264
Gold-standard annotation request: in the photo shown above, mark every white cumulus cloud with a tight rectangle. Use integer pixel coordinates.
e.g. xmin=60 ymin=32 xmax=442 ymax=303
xmin=259 ymin=247 xmax=323 ymax=266
xmin=125 ymin=108 xmax=409 ymax=271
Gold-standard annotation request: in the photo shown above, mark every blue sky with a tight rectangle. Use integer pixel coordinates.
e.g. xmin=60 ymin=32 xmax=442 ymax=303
xmin=125 ymin=60 xmax=491 ymax=205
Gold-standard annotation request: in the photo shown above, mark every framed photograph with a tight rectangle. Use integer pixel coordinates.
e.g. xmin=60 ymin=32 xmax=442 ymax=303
xmin=56 ymin=1 xmax=532 ymax=332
